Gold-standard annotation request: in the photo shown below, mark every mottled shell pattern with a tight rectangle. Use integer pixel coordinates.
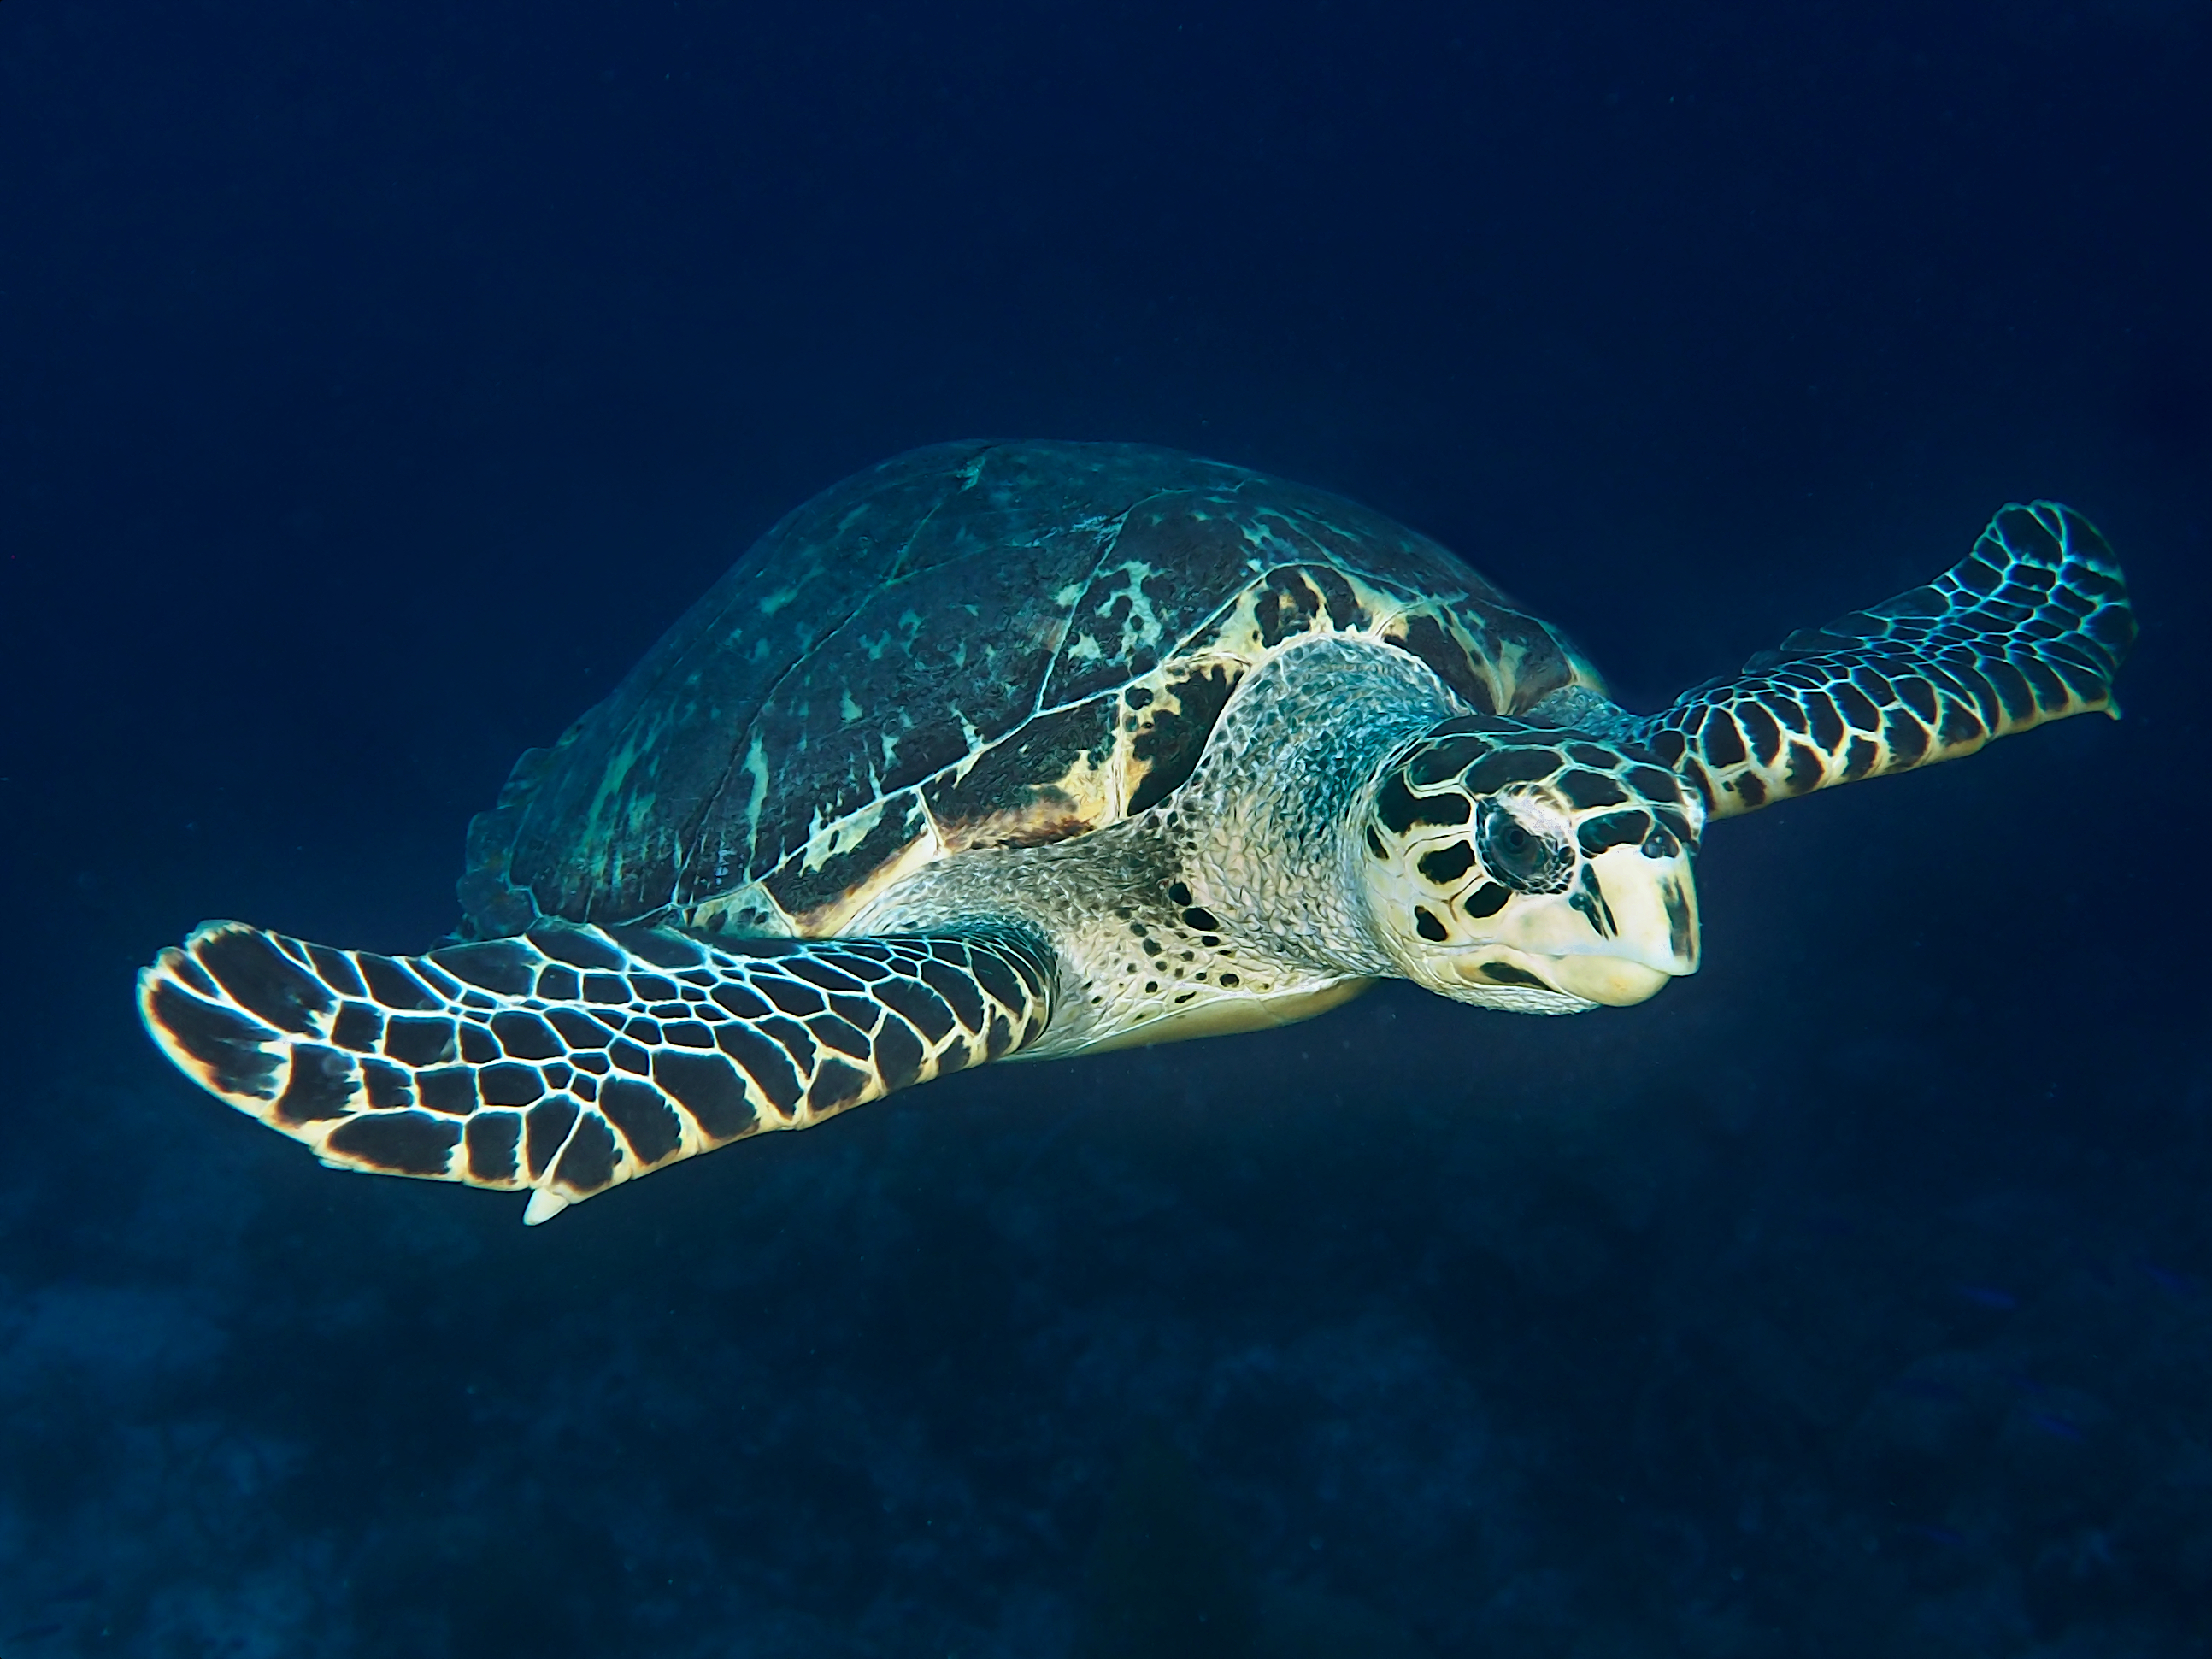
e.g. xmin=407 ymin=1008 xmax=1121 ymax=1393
xmin=458 ymin=441 xmax=1603 ymax=943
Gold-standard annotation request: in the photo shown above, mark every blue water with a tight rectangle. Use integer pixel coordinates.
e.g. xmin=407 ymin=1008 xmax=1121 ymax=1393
xmin=3 ymin=3 xmax=2207 ymax=1653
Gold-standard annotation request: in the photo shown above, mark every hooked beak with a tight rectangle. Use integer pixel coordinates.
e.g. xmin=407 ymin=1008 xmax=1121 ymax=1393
xmin=1539 ymin=954 xmax=1682 ymax=1008
xmin=1457 ymin=845 xmax=1702 ymax=1008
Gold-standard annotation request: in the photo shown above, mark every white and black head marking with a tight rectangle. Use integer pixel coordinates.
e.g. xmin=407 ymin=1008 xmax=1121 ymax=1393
xmin=1362 ymin=715 xmax=1705 ymax=1011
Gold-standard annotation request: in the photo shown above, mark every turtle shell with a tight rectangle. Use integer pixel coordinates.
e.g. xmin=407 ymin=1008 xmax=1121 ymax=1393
xmin=457 ymin=441 xmax=1602 ymax=939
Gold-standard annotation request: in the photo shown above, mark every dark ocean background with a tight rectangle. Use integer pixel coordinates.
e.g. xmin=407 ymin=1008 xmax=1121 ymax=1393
xmin=3 ymin=3 xmax=2209 ymax=1654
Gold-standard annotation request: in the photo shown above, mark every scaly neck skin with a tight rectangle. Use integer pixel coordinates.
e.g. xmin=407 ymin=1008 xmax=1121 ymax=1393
xmin=857 ymin=634 xmax=1472 ymax=1053
xmin=1165 ymin=634 xmax=1470 ymax=978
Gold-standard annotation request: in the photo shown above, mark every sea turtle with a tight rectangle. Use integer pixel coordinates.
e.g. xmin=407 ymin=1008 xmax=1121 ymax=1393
xmin=138 ymin=442 xmax=2135 ymax=1223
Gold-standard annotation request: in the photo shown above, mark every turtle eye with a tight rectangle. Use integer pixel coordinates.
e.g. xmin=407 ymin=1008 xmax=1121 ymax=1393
xmin=1476 ymin=800 xmax=1574 ymax=893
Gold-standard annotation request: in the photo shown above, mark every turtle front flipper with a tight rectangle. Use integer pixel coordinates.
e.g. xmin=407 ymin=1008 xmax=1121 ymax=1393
xmin=138 ymin=919 xmax=1054 ymax=1223
xmin=1637 ymin=502 xmax=2135 ymax=818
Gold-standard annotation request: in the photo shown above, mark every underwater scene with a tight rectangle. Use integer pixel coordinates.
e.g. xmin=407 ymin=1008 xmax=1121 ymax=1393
xmin=2 ymin=3 xmax=2207 ymax=1655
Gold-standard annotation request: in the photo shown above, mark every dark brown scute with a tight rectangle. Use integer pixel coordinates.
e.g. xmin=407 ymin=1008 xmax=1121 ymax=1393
xmin=527 ymin=926 xmax=627 ymax=970
xmin=553 ymin=1112 xmax=621 ymax=1193
xmin=357 ymin=954 xmax=443 ymax=1012
xmin=274 ymin=1045 xmax=357 ymax=1125
xmin=872 ymin=1016 xmax=927 ymax=1092
xmin=197 ymin=928 xmax=333 ymax=1035
xmin=1738 ymin=701 xmax=1783 ymax=767
xmin=1392 ymin=614 xmax=1498 ymax=714
xmin=827 ymin=993 xmax=880 ymax=1033
xmin=466 ymin=1112 xmax=521 ymax=1184
xmin=427 ymin=939 xmax=540 ymax=996
xmin=306 ymin=944 xmax=368 ymax=999
xmin=762 ymin=791 xmax=928 ymax=918
xmin=1576 ymin=810 xmax=1653 ymax=857
xmin=709 ymin=980 xmax=771 ymax=1020
xmin=1461 ymin=748 xmax=1561 ymax=797
xmin=327 ymin=1111 xmax=459 ymax=1176
xmin=874 ymin=975 xmax=955 ymax=1042
xmin=417 ymin=1066 xmax=479 ymax=1115
xmin=713 ymin=1023 xmax=802 ymax=1115
xmin=968 ymin=948 xmax=1026 ymax=1014
xmin=479 ymin=1062 xmax=546 ymax=1107
xmin=491 ymin=1009 xmax=564 ymax=1060
xmin=525 ymin=1096 xmax=579 ymax=1178
xmin=1784 ymin=743 xmax=1826 ymax=794
xmin=1409 ymin=734 xmax=1493 ymax=787
xmin=756 ymin=975 xmax=825 ymax=1016
xmin=599 ymin=1078 xmax=684 ymax=1166
xmin=148 ymin=980 xmax=282 ymax=1100
xmin=546 ymin=1006 xmax=613 ymax=1050
xmin=653 ymin=1050 xmax=760 ymax=1141
xmin=760 ymin=1014 xmax=816 ymax=1075
xmin=1416 ymin=841 xmax=1478 ymax=885
xmin=925 ymin=698 xmax=1117 ymax=847
xmin=1803 ymin=691 xmax=1847 ymax=750
xmin=1375 ymin=773 xmax=1472 ymax=835
xmin=1699 ymin=709 xmax=1748 ymax=769
xmin=786 ymin=956 xmax=870 ymax=993
xmin=918 ymin=958 xmax=986 ymax=1032
xmin=332 ymin=1002 xmax=383 ymax=1053
xmin=808 ymin=1057 xmax=871 ymax=1114
xmin=603 ymin=927 xmax=707 ymax=969
xmin=1252 ymin=566 xmax=1327 ymax=647
xmin=806 ymin=1012 xmax=872 ymax=1059
xmin=1553 ymin=770 xmax=1629 ymax=811
xmin=1127 ymin=665 xmax=1241 ymax=815
xmin=360 ymin=1057 xmax=413 ymax=1109
xmin=384 ymin=1016 xmax=456 ymax=1068
xmin=1883 ymin=709 xmax=1931 ymax=764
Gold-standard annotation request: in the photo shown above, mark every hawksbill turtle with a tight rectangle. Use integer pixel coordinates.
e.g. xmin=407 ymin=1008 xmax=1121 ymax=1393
xmin=138 ymin=442 xmax=2135 ymax=1223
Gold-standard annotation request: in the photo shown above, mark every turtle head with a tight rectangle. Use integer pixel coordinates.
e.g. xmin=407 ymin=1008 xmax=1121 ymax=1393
xmin=1358 ymin=716 xmax=1705 ymax=1011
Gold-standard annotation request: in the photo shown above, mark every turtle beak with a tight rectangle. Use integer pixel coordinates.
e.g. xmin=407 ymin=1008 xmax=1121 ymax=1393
xmin=1462 ymin=844 xmax=1701 ymax=1008
xmin=1538 ymin=952 xmax=1683 ymax=1008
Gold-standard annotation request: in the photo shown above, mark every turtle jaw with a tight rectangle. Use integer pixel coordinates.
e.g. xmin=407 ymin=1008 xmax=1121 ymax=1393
xmin=1478 ymin=842 xmax=1702 ymax=1007
xmin=1437 ymin=859 xmax=1699 ymax=1008
xmin=1474 ymin=951 xmax=1672 ymax=1009
xmin=1365 ymin=822 xmax=1702 ymax=1013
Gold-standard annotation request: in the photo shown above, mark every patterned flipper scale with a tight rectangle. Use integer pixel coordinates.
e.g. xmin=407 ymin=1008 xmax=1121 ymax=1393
xmin=1638 ymin=502 xmax=2134 ymax=818
xmin=138 ymin=920 xmax=1053 ymax=1223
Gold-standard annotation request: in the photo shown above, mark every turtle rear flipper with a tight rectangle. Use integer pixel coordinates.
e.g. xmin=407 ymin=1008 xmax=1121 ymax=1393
xmin=138 ymin=919 xmax=1053 ymax=1223
xmin=1639 ymin=502 xmax=2135 ymax=817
